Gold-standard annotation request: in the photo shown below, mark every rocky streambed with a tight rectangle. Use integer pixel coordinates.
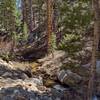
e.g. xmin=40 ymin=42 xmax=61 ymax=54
xmin=0 ymin=56 xmax=83 ymax=100
xmin=0 ymin=50 xmax=100 ymax=100
xmin=0 ymin=52 xmax=84 ymax=100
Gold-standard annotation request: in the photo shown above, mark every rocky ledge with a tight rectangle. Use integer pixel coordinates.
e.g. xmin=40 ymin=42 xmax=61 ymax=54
xmin=0 ymin=57 xmax=83 ymax=100
xmin=0 ymin=50 xmax=100 ymax=100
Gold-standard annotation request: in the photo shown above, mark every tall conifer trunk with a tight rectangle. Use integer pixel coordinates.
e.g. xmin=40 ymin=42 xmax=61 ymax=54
xmin=29 ymin=0 xmax=33 ymax=32
xmin=22 ymin=0 xmax=34 ymax=33
xmin=47 ymin=0 xmax=53 ymax=53
xmin=87 ymin=0 xmax=100 ymax=99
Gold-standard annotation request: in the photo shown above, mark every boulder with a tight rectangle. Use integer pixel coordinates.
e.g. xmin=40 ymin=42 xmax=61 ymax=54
xmin=57 ymin=70 xmax=82 ymax=87
xmin=37 ymin=50 xmax=67 ymax=77
xmin=0 ymin=58 xmax=13 ymax=69
xmin=0 ymin=77 xmax=83 ymax=100
xmin=0 ymin=77 xmax=41 ymax=92
xmin=53 ymin=85 xmax=68 ymax=92
xmin=24 ymin=77 xmax=43 ymax=86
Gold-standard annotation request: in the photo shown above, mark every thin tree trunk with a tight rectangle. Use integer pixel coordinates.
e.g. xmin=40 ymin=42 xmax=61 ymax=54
xmin=33 ymin=8 xmax=35 ymax=28
xmin=38 ymin=0 xmax=41 ymax=26
xmin=22 ymin=0 xmax=33 ymax=33
xmin=37 ymin=0 xmax=41 ymax=38
xmin=52 ymin=0 xmax=59 ymax=46
xmin=87 ymin=0 xmax=100 ymax=100
xmin=47 ymin=0 xmax=53 ymax=53
xmin=29 ymin=0 xmax=33 ymax=32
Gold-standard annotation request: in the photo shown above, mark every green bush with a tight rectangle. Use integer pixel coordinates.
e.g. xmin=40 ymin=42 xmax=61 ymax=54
xmin=59 ymin=34 xmax=82 ymax=53
xmin=0 ymin=52 xmax=14 ymax=61
xmin=59 ymin=34 xmax=83 ymax=69
xmin=59 ymin=0 xmax=92 ymax=35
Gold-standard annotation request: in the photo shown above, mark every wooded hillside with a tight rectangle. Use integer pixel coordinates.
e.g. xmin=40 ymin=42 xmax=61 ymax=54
xmin=0 ymin=0 xmax=100 ymax=100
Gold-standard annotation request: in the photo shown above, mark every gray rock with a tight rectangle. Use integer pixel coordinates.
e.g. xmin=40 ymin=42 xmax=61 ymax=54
xmin=53 ymin=85 xmax=68 ymax=92
xmin=20 ymin=73 xmax=29 ymax=79
xmin=57 ymin=70 xmax=82 ymax=86
xmin=24 ymin=77 xmax=43 ymax=86
xmin=37 ymin=51 xmax=67 ymax=77
xmin=51 ymin=88 xmax=64 ymax=99
xmin=41 ymin=96 xmax=51 ymax=100
xmin=2 ymin=95 xmax=14 ymax=100
xmin=2 ymin=72 xmax=13 ymax=78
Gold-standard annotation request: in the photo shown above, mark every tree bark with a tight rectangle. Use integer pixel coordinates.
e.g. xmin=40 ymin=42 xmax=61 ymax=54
xmin=47 ymin=0 xmax=53 ymax=53
xmin=29 ymin=0 xmax=34 ymax=32
xmin=22 ymin=0 xmax=34 ymax=33
xmin=52 ymin=0 xmax=59 ymax=47
xmin=87 ymin=0 xmax=100 ymax=100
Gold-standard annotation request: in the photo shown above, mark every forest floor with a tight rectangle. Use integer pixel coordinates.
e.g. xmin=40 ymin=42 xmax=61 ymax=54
xmin=0 ymin=36 xmax=100 ymax=100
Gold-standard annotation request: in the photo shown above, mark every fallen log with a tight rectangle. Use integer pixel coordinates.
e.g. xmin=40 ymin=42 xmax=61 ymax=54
xmin=14 ymin=33 xmax=47 ymax=60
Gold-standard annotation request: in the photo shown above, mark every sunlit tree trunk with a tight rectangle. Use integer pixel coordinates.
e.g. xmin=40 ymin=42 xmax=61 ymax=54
xmin=87 ymin=0 xmax=100 ymax=100
xmin=47 ymin=0 xmax=53 ymax=53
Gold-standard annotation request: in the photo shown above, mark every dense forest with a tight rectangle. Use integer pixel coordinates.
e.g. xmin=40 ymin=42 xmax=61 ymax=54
xmin=0 ymin=0 xmax=100 ymax=100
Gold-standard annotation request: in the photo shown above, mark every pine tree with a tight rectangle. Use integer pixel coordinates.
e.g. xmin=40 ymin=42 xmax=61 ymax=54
xmin=0 ymin=0 xmax=17 ymax=34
